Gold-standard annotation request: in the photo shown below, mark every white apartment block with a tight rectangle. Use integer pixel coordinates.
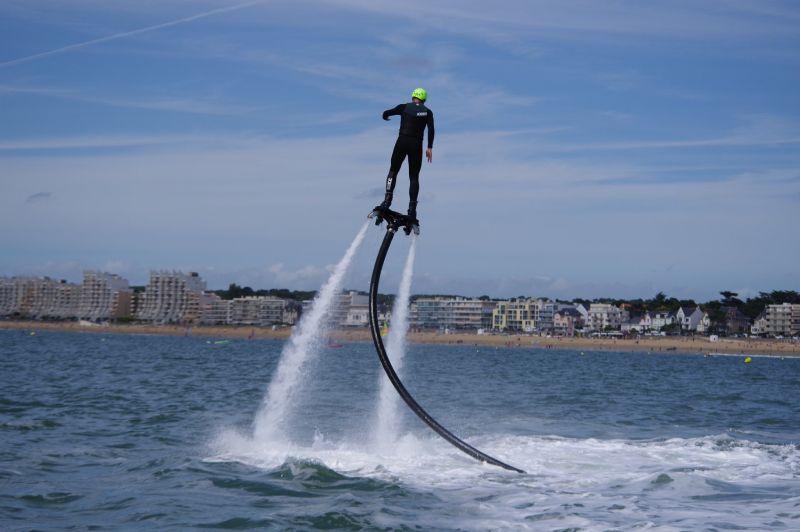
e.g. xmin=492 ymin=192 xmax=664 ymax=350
xmin=200 ymin=294 xmax=231 ymax=325
xmin=0 ymin=278 xmax=20 ymax=316
xmin=765 ymin=303 xmax=800 ymax=336
xmin=412 ymin=297 xmax=496 ymax=330
xmin=48 ymin=281 xmax=82 ymax=319
xmin=78 ymin=271 xmax=132 ymax=321
xmin=136 ymin=271 xmax=206 ymax=323
xmin=0 ymin=277 xmax=80 ymax=319
xmin=331 ymin=291 xmax=369 ymax=327
xmin=229 ymin=296 xmax=288 ymax=326
xmin=586 ymin=303 xmax=629 ymax=331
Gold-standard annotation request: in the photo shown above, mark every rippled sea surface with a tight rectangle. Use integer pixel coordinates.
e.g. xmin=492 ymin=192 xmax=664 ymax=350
xmin=1 ymin=329 xmax=799 ymax=530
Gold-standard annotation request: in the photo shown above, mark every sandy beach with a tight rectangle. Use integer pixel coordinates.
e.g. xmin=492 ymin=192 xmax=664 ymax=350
xmin=2 ymin=320 xmax=798 ymax=357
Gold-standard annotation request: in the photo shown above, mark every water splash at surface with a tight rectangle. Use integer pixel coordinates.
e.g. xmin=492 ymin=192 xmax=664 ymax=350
xmin=253 ymin=222 xmax=369 ymax=442
xmin=373 ymin=236 xmax=417 ymax=450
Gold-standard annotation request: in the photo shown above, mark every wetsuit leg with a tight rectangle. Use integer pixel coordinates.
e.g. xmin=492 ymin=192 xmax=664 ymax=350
xmin=407 ymin=140 xmax=423 ymax=204
xmin=387 ymin=138 xmax=407 ymax=195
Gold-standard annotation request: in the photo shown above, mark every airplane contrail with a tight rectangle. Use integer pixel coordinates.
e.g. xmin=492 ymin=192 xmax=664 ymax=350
xmin=0 ymin=0 xmax=266 ymax=69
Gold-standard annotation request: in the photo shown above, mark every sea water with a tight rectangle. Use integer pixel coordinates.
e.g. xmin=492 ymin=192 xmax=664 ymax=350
xmin=1 ymin=330 xmax=798 ymax=529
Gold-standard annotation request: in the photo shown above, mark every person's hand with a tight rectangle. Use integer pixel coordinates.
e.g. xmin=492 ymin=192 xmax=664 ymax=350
xmin=426 ymin=148 xmax=433 ymax=162
xmin=382 ymin=112 xmax=390 ymax=121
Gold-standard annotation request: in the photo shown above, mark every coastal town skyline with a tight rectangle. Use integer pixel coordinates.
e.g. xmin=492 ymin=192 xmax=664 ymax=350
xmin=1 ymin=263 xmax=797 ymax=303
xmin=3 ymin=269 xmax=798 ymax=339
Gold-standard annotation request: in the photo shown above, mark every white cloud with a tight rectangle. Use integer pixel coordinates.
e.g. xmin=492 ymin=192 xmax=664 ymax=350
xmin=267 ymin=263 xmax=328 ymax=285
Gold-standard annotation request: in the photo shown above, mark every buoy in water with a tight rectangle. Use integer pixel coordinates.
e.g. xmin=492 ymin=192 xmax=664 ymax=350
xmin=744 ymin=356 xmax=752 ymax=364
xmin=29 ymin=331 xmax=36 ymax=336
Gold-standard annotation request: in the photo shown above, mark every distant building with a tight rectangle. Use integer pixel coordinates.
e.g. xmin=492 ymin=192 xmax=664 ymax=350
xmin=0 ymin=277 xmax=81 ymax=319
xmin=765 ymin=303 xmax=800 ymax=336
xmin=586 ymin=303 xmax=629 ymax=331
xmin=413 ymin=297 xmax=496 ymax=330
xmin=200 ymin=294 xmax=231 ymax=325
xmin=136 ymin=271 xmax=206 ymax=323
xmin=344 ymin=306 xmax=369 ymax=327
xmin=48 ymin=280 xmax=82 ymax=319
xmin=537 ymin=300 xmax=575 ymax=332
xmin=696 ymin=312 xmax=711 ymax=333
xmin=78 ymin=271 xmax=132 ymax=321
xmin=721 ymin=306 xmax=751 ymax=335
xmin=649 ymin=311 xmax=677 ymax=331
xmin=621 ymin=316 xmax=645 ymax=333
xmin=750 ymin=311 xmax=768 ymax=336
xmin=553 ymin=307 xmax=583 ymax=336
xmin=0 ymin=277 xmax=21 ymax=316
xmin=229 ymin=296 xmax=289 ymax=326
xmin=492 ymin=298 xmax=537 ymax=332
xmin=676 ymin=306 xmax=704 ymax=331
xmin=8 ymin=277 xmax=45 ymax=317
xmin=335 ymin=291 xmax=369 ymax=327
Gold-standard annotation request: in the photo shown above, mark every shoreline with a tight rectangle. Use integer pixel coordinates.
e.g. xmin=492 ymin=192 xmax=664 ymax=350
xmin=1 ymin=320 xmax=798 ymax=357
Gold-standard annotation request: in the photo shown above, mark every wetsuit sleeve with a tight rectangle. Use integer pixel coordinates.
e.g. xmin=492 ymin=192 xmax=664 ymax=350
xmin=382 ymin=104 xmax=404 ymax=121
xmin=426 ymin=110 xmax=435 ymax=149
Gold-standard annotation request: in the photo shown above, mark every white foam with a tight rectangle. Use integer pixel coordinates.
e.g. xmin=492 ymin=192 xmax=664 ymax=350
xmin=373 ymin=235 xmax=416 ymax=450
xmin=209 ymin=430 xmax=800 ymax=530
xmin=252 ymin=222 xmax=369 ymax=443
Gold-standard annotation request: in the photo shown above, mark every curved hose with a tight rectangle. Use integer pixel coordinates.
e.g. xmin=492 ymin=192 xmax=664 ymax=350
xmin=368 ymin=228 xmax=525 ymax=474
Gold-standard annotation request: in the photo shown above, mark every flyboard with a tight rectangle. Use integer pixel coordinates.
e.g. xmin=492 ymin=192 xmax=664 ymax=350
xmin=367 ymin=205 xmax=525 ymax=474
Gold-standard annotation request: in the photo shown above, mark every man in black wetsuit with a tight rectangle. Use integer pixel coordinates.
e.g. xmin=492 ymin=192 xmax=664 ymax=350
xmin=379 ymin=87 xmax=434 ymax=221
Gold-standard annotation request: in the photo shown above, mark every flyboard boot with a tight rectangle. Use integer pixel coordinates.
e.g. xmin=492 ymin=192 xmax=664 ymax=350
xmin=407 ymin=200 xmax=418 ymax=222
xmin=370 ymin=191 xmax=393 ymax=226
xmin=370 ymin=171 xmax=397 ymax=225
xmin=404 ymin=200 xmax=419 ymax=235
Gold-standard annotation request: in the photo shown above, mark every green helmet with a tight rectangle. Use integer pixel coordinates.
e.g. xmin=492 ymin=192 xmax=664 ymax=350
xmin=411 ymin=87 xmax=427 ymax=101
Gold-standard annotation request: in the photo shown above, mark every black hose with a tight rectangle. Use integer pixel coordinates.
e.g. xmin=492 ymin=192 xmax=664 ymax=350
xmin=368 ymin=228 xmax=525 ymax=474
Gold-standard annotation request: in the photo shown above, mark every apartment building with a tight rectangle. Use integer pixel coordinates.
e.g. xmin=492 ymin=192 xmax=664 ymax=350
xmin=334 ymin=291 xmax=369 ymax=327
xmin=48 ymin=281 xmax=82 ymax=319
xmin=78 ymin=271 xmax=132 ymax=321
xmin=765 ymin=303 xmax=800 ymax=336
xmin=412 ymin=297 xmax=496 ymax=330
xmin=537 ymin=301 xmax=576 ymax=332
xmin=136 ymin=271 xmax=206 ymax=323
xmin=0 ymin=277 xmax=81 ymax=319
xmin=0 ymin=278 xmax=20 ymax=316
xmin=586 ymin=303 xmax=629 ymax=331
xmin=229 ymin=296 xmax=289 ymax=326
xmin=200 ymin=294 xmax=231 ymax=325
xmin=492 ymin=298 xmax=538 ymax=332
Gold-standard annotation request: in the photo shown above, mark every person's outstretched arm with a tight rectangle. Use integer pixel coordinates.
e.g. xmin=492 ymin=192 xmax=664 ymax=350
xmin=382 ymin=104 xmax=404 ymax=121
xmin=426 ymin=110 xmax=435 ymax=162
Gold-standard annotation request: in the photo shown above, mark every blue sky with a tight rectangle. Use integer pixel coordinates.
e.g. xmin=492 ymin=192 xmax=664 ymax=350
xmin=1 ymin=0 xmax=798 ymax=300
